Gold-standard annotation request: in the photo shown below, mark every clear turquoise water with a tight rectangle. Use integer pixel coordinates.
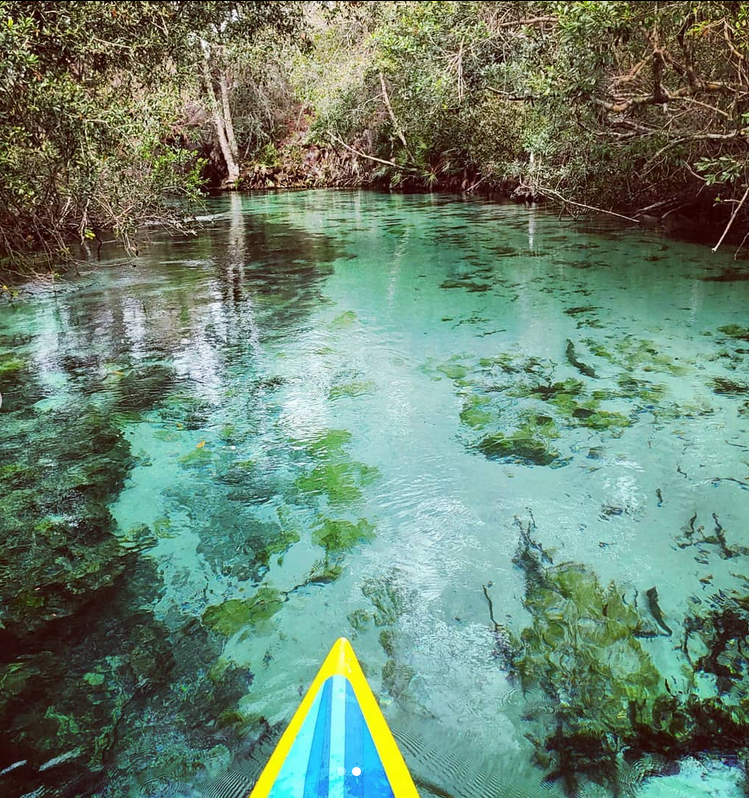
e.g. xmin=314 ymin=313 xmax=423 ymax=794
xmin=1 ymin=191 xmax=748 ymax=797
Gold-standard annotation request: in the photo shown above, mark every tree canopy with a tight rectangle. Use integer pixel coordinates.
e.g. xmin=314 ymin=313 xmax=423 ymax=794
xmin=4 ymin=1 xmax=749 ymax=272
xmin=0 ymin=0 xmax=302 ymax=268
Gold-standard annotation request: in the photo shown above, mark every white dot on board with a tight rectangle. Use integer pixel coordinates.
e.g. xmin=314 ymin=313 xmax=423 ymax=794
xmin=337 ymin=767 xmax=345 ymax=776
xmin=352 ymin=766 xmax=361 ymax=777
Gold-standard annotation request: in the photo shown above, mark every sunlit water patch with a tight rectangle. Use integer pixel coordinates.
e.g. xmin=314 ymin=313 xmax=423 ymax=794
xmin=1 ymin=191 xmax=748 ymax=797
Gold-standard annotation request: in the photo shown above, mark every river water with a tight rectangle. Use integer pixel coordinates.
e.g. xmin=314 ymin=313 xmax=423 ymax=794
xmin=1 ymin=191 xmax=748 ymax=797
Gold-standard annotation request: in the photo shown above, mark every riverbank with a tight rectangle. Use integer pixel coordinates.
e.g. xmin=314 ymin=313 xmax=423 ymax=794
xmin=229 ymin=145 xmax=748 ymax=252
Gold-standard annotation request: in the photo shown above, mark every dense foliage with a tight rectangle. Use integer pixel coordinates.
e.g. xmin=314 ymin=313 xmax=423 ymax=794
xmin=0 ymin=0 xmax=302 ymax=270
xmin=4 ymin=1 xmax=749 ymax=267
xmin=281 ymin=1 xmax=749 ymax=245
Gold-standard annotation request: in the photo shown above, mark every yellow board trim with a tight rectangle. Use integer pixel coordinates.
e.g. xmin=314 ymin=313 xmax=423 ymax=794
xmin=248 ymin=637 xmax=419 ymax=797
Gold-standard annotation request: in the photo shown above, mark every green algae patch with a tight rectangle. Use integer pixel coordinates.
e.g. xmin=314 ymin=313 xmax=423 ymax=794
xmin=347 ymin=608 xmax=371 ymax=633
xmin=296 ymin=461 xmax=379 ymax=506
xmin=476 ymin=432 xmax=561 ymax=466
xmin=361 ymin=575 xmax=414 ymax=626
xmin=312 ymin=518 xmax=375 ymax=552
xmin=459 ymin=394 xmax=493 ymax=429
xmin=304 ymin=559 xmax=343 ymax=585
xmin=153 ymin=516 xmax=177 ymax=539
xmin=525 ymin=378 xmax=584 ymax=402
xmin=296 ymin=427 xmax=379 ymax=507
xmin=382 ymin=659 xmax=414 ymax=698
xmin=568 ymin=403 xmax=631 ymax=431
xmin=582 ymin=335 xmax=688 ymax=377
xmin=718 ymin=324 xmax=749 ymax=340
xmin=329 ymin=380 xmax=376 ymax=400
xmin=437 ymin=362 xmax=468 ymax=380
xmin=202 ymin=587 xmax=284 ymax=636
xmin=615 ymin=375 xmax=667 ymax=403
xmin=258 ymin=526 xmax=301 ymax=565
xmin=0 ymin=356 xmax=26 ymax=376
xmin=330 ymin=310 xmax=358 ymax=329
xmin=82 ymin=672 xmax=105 ymax=687
xmin=178 ymin=446 xmax=213 ymax=468
xmin=303 ymin=428 xmax=353 ymax=457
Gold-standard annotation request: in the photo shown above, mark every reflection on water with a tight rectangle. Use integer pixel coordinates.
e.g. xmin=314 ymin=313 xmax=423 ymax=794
xmin=1 ymin=191 xmax=748 ymax=797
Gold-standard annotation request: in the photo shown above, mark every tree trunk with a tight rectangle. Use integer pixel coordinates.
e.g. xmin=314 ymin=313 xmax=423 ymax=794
xmin=219 ymin=70 xmax=239 ymax=166
xmin=203 ymin=59 xmax=239 ymax=184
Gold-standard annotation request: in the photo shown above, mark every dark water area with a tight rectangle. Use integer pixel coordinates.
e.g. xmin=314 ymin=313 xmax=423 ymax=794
xmin=1 ymin=191 xmax=748 ymax=797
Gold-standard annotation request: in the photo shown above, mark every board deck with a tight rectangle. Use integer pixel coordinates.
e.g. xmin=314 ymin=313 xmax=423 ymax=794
xmin=248 ymin=638 xmax=419 ymax=797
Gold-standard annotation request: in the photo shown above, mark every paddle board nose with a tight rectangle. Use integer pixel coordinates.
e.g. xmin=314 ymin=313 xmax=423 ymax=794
xmin=249 ymin=637 xmax=419 ymax=797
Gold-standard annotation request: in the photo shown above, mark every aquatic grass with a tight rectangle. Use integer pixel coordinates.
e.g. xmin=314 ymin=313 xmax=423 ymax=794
xmin=438 ymin=350 xmax=634 ymax=465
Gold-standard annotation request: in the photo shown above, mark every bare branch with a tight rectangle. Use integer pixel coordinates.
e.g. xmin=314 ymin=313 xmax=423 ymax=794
xmin=527 ymin=184 xmax=642 ymax=223
xmin=379 ymin=72 xmax=408 ymax=150
xmin=713 ymin=184 xmax=749 ymax=252
xmin=327 ymin=130 xmax=414 ymax=172
xmin=492 ymin=16 xmax=557 ymax=30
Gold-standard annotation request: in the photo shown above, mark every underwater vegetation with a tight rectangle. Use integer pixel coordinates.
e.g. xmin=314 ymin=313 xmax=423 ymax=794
xmin=0 ymin=401 xmax=137 ymax=640
xmin=345 ymin=574 xmax=416 ymax=700
xmin=421 ymin=325 xmax=725 ymax=469
xmin=497 ymin=515 xmax=749 ymax=796
xmin=0 ymin=364 xmax=255 ymax=796
xmin=423 ymin=344 xmax=648 ymax=467
xmin=293 ymin=428 xmax=379 ymax=560
xmin=202 ymin=587 xmax=285 ymax=637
